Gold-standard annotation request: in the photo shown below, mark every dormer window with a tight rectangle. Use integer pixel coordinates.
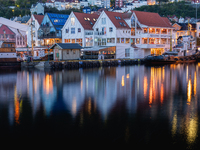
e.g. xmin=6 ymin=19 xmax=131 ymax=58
xmin=87 ymin=18 xmax=90 ymax=21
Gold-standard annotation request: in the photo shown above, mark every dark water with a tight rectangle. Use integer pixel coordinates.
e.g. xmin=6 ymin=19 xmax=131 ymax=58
xmin=1 ymin=64 xmax=200 ymax=148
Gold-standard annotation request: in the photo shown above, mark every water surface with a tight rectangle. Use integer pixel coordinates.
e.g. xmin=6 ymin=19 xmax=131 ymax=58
xmin=0 ymin=64 xmax=200 ymax=148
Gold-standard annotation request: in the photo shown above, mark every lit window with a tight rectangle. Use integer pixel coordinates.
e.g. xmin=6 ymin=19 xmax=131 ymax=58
xmin=71 ymin=17 xmax=75 ymax=26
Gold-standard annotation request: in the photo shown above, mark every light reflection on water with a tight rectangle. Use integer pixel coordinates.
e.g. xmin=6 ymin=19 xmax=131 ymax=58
xmin=0 ymin=63 xmax=200 ymax=146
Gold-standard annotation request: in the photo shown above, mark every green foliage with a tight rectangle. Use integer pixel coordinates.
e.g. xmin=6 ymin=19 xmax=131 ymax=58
xmin=44 ymin=6 xmax=82 ymax=15
xmin=135 ymin=2 xmax=199 ymax=18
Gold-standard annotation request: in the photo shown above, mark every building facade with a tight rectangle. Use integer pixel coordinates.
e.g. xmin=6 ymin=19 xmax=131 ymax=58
xmin=62 ymin=12 xmax=99 ymax=48
xmin=38 ymin=13 xmax=69 ymax=46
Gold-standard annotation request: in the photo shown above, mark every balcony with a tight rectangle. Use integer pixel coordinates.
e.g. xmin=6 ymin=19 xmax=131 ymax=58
xmin=38 ymin=33 xmax=61 ymax=39
xmin=94 ymin=31 xmax=106 ymax=36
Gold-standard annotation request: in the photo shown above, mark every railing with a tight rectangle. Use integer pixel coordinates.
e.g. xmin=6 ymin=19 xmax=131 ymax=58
xmin=38 ymin=34 xmax=61 ymax=39
xmin=94 ymin=31 xmax=105 ymax=35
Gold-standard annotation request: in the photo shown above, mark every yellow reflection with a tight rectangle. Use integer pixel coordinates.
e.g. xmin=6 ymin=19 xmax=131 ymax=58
xmin=143 ymin=76 xmax=148 ymax=98
xmin=171 ymin=111 xmax=177 ymax=137
xmin=88 ymin=97 xmax=91 ymax=115
xmin=121 ymin=75 xmax=125 ymax=87
xmin=194 ymin=72 xmax=196 ymax=96
xmin=186 ymin=116 xmax=198 ymax=144
xmin=72 ymin=97 xmax=77 ymax=117
xmin=126 ymin=74 xmax=129 ymax=79
xmin=43 ymin=74 xmax=53 ymax=95
xmin=187 ymin=78 xmax=192 ymax=105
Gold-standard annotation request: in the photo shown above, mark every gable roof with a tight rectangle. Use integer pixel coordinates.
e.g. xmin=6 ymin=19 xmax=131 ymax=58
xmin=0 ymin=24 xmax=15 ymax=35
xmin=104 ymin=11 xmax=130 ymax=29
xmin=46 ymin=13 xmax=69 ymax=31
xmin=50 ymin=43 xmax=83 ymax=49
xmin=33 ymin=14 xmax=44 ymax=25
xmin=73 ymin=12 xmax=99 ymax=30
xmin=132 ymin=10 xmax=172 ymax=28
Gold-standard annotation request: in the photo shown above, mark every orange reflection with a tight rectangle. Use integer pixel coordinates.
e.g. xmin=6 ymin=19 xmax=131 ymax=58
xmin=187 ymin=78 xmax=192 ymax=105
xmin=160 ymin=83 xmax=164 ymax=104
xmin=14 ymin=86 xmax=22 ymax=125
xmin=43 ymin=74 xmax=53 ymax=95
xmin=144 ymin=76 xmax=148 ymax=98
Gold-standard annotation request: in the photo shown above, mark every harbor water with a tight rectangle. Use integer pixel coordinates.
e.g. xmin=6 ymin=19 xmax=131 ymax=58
xmin=1 ymin=63 xmax=200 ymax=148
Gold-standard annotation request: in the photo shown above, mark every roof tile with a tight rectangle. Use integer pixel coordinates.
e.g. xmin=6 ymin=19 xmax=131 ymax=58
xmin=73 ymin=12 xmax=99 ymax=30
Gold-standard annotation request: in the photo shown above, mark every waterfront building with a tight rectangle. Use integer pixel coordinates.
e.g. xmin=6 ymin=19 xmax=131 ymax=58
xmin=38 ymin=13 xmax=69 ymax=46
xmin=93 ymin=11 xmax=132 ymax=58
xmin=128 ymin=10 xmax=174 ymax=57
xmin=0 ymin=17 xmax=28 ymax=48
xmin=62 ymin=12 xmax=99 ymax=47
xmin=50 ymin=43 xmax=82 ymax=60
xmin=27 ymin=14 xmax=44 ymax=47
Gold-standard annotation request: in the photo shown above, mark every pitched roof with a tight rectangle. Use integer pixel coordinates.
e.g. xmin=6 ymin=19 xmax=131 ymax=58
xmin=0 ymin=24 xmax=15 ymax=35
xmin=51 ymin=43 xmax=82 ymax=49
xmin=0 ymin=17 xmax=28 ymax=32
xmin=132 ymin=10 xmax=172 ymax=28
xmin=33 ymin=14 xmax=44 ymax=25
xmin=104 ymin=11 xmax=130 ymax=29
xmin=73 ymin=12 xmax=99 ymax=30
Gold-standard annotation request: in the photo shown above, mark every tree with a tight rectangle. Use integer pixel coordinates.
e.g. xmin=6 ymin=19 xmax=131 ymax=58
xmin=5 ymin=9 xmax=13 ymax=19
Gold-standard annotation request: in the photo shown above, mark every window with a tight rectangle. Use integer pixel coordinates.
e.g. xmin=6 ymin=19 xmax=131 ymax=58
xmin=161 ymin=29 xmax=167 ymax=34
xmin=102 ymin=38 xmax=106 ymax=45
xmin=142 ymin=38 xmax=148 ymax=44
xmin=67 ymin=50 xmax=69 ymax=54
xmin=149 ymin=28 xmax=155 ymax=34
xmin=125 ymin=38 xmax=130 ymax=44
xmin=78 ymin=28 xmax=81 ymax=32
xmin=125 ymin=48 xmax=130 ymax=57
xmin=66 ymin=29 xmax=69 ymax=33
xmin=109 ymin=27 xmax=113 ymax=32
xmin=131 ymin=28 xmax=135 ymax=36
xmin=72 ymin=39 xmax=75 ymax=43
xmin=156 ymin=29 xmax=160 ymax=34
xmin=73 ymin=50 xmax=76 ymax=54
xmin=71 ymin=28 xmax=75 ymax=34
xmin=102 ymin=27 xmax=106 ymax=35
xmin=107 ymin=38 xmax=115 ymax=43
xmin=71 ymin=17 xmax=75 ymax=26
xmin=136 ymin=38 xmax=140 ymax=44
xmin=144 ymin=28 xmax=148 ymax=33
xmin=117 ymin=38 xmax=120 ymax=43
xmin=102 ymin=18 xmax=106 ymax=24
xmin=121 ymin=38 xmax=124 ymax=43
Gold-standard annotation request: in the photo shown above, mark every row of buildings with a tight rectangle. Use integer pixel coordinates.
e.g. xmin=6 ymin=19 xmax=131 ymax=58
xmin=30 ymin=0 xmax=156 ymax=15
xmin=1 ymin=9 xmax=200 ymax=60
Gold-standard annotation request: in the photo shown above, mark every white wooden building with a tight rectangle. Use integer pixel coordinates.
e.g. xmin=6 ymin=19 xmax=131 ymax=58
xmin=62 ymin=12 xmax=99 ymax=48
